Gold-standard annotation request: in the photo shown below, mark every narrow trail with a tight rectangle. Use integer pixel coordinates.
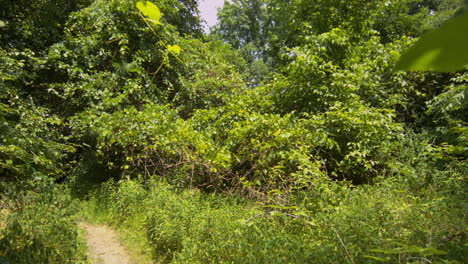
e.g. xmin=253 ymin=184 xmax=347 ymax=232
xmin=81 ymin=222 xmax=134 ymax=264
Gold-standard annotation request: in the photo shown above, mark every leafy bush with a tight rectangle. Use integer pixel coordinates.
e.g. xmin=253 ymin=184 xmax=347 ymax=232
xmin=316 ymin=101 xmax=403 ymax=183
xmin=78 ymin=89 xmax=407 ymax=193
xmin=79 ymin=104 xmax=222 ymax=188
xmin=0 ymin=49 xmax=75 ymax=193
xmin=175 ymin=38 xmax=248 ymax=118
xmin=203 ymin=111 xmax=330 ymax=193
xmin=81 ymin=101 xmax=331 ymax=194
xmin=0 ymin=182 xmax=88 ymax=264
xmin=426 ymin=73 xmax=467 ymax=159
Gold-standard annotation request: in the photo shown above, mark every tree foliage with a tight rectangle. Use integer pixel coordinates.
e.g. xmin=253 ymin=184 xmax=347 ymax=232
xmin=0 ymin=0 xmax=93 ymax=51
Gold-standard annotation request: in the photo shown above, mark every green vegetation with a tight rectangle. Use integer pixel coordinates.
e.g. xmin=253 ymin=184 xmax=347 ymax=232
xmin=81 ymin=173 xmax=465 ymax=263
xmin=0 ymin=0 xmax=466 ymax=263
xmin=397 ymin=12 xmax=468 ymax=71
xmin=0 ymin=181 xmax=88 ymax=263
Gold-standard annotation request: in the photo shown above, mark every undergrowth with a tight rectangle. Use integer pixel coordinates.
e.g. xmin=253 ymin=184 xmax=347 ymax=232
xmin=81 ymin=172 xmax=466 ymax=264
xmin=0 ymin=181 xmax=89 ymax=264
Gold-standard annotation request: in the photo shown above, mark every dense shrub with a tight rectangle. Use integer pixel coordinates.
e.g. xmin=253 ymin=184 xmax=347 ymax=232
xmin=77 ymin=93 xmax=416 ymax=194
xmin=77 ymin=104 xmax=223 ymax=188
xmin=0 ymin=182 xmax=88 ymax=264
xmin=316 ymin=101 xmax=403 ymax=183
xmin=0 ymin=49 xmax=75 ymax=194
xmin=77 ymin=102 xmax=329 ymax=194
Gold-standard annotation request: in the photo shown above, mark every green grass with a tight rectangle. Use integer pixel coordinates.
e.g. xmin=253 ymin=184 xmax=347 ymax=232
xmin=79 ymin=176 xmax=466 ymax=264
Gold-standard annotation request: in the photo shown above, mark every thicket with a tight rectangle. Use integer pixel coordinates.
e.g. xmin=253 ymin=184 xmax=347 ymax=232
xmin=0 ymin=181 xmax=88 ymax=264
xmin=0 ymin=0 xmax=466 ymax=263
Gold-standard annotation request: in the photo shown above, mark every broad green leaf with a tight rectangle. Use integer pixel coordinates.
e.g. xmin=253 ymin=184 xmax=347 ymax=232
xmin=136 ymin=1 xmax=161 ymax=24
xmin=396 ymin=12 xmax=468 ymax=72
xmin=167 ymin=44 xmax=182 ymax=54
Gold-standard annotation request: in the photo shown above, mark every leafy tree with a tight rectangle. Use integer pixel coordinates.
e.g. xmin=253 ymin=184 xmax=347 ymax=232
xmin=0 ymin=49 xmax=74 ymax=193
xmin=214 ymin=0 xmax=269 ymax=52
xmin=212 ymin=0 xmax=272 ymax=84
xmin=0 ymin=0 xmax=93 ymax=51
xmin=0 ymin=0 xmax=245 ymax=191
xmin=173 ymin=0 xmax=204 ymax=36
xmin=215 ymin=0 xmax=463 ymax=67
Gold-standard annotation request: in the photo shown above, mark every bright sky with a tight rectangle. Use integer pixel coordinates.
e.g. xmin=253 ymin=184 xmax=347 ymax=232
xmin=199 ymin=0 xmax=226 ymax=32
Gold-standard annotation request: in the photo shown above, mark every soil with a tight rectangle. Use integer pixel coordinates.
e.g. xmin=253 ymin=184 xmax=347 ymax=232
xmin=81 ymin=222 xmax=134 ymax=264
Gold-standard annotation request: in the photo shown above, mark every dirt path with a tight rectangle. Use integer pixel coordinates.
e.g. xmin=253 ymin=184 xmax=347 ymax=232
xmin=81 ymin=222 xmax=134 ymax=264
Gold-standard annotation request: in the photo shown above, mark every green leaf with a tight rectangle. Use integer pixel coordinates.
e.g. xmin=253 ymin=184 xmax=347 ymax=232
xmin=364 ymin=255 xmax=390 ymax=261
xmin=396 ymin=13 xmax=468 ymax=72
xmin=136 ymin=1 xmax=161 ymax=24
xmin=370 ymin=248 xmax=400 ymax=254
xmin=167 ymin=44 xmax=182 ymax=55
xmin=422 ymin=248 xmax=448 ymax=256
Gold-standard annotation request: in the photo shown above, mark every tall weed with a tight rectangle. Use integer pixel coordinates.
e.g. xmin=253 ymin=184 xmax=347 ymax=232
xmin=84 ymin=177 xmax=466 ymax=263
